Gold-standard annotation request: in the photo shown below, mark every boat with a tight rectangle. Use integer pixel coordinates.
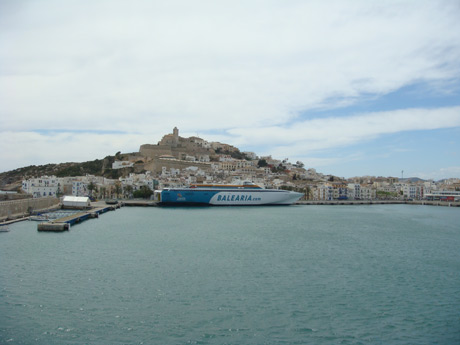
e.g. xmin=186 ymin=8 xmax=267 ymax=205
xmin=29 ymin=215 xmax=50 ymax=221
xmin=0 ymin=226 xmax=9 ymax=232
xmin=153 ymin=182 xmax=303 ymax=206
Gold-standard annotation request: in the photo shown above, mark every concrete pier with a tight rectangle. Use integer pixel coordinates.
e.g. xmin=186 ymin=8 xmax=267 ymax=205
xmin=296 ymin=200 xmax=460 ymax=207
xmin=38 ymin=222 xmax=70 ymax=231
xmin=36 ymin=205 xmax=115 ymax=231
xmin=122 ymin=200 xmax=158 ymax=207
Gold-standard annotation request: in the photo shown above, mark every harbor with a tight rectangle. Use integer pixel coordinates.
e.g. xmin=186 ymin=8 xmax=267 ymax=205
xmin=36 ymin=202 xmax=121 ymax=232
xmin=296 ymin=199 xmax=460 ymax=207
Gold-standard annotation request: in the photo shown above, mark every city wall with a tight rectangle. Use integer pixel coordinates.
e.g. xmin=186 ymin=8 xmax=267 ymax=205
xmin=0 ymin=197 xmax=60 ymax=221
xmin=145 ymin=158 xmax=213 ymax=174
xmin=139 ymin=144 xmax=175 ymax=158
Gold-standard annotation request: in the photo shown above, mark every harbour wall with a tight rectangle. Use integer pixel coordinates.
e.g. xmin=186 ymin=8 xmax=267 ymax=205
xmin=0 ymin=197 xmax=60 ymax=221
xmin=297 ymin=200 xmax=460 ymax=207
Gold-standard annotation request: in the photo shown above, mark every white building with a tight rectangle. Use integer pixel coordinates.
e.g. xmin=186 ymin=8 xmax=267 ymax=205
xmin=72 ymin=181 xmax=88 ymax=197
xmin=401 ymin=184 xmax=424 ymax=200
xmin=62 ymin=196 xmax=91 ymax=209
xmin=243 ymin=151 xmax=258 ymax=160
xmin=347 ymin=183 xmax=361 ymax=199
xmin=22 ymin=176 xmax=60 ymax=198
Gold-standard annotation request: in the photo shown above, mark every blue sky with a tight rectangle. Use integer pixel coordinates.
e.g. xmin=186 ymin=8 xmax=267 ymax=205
xmin=1 ymin=0 xmax=460 ymax=180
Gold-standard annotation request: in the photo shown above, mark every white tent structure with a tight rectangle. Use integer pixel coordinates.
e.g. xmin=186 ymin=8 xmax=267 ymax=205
xmin=62 ymin=196 xmax=91 ymax=209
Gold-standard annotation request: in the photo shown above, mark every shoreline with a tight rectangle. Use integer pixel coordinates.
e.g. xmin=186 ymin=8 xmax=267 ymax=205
xmin=2 ymin=199 xmax=458 ymax=226
xmin=296 ymin=200 xmax=460 ymax=207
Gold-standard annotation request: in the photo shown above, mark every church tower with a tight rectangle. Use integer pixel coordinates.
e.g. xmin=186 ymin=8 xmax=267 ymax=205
xmin=172 ymin=127 xmax=179 ymax=147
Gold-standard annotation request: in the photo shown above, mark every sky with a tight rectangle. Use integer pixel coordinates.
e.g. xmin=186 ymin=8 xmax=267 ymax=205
xmin=1 ymin=0 xmax=460 ymax=180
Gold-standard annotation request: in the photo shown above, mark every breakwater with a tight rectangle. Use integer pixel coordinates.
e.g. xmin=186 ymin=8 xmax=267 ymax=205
xmin=0 ymin=197 xmax=60 ymax=221
xmin=296 ymin=200 xmax=460 ymax=207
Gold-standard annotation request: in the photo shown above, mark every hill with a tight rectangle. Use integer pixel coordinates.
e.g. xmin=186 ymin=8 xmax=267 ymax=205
xmin=0 ymin=155 xmax=135 ymax=191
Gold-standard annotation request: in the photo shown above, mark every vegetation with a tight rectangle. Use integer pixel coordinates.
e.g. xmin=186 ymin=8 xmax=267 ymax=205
xmin=271 ymin=165 xmax=286 ymax=173
xmin=133 ymin=185 xmax=153 ymax=199
xmin=376 ymin=191 xmax=399 ymax=199
xmin=257 ymin=159 xmax=268 ymax=167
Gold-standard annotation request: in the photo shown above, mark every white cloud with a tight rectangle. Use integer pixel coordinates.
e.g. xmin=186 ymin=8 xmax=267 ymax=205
xmin=1 ymin=1 xmax=460 ymax=176
xmin=228 ymin=106 xmax=460 ymax=154
xmin=1 ymin=0 xmax=460 ymax=131
xmin=0 ymin=131 xmax=153 ymax=172
xmin=410 ymin=167 xmax=460 ymax=181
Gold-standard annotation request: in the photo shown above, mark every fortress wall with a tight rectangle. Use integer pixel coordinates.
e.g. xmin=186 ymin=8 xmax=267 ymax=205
xmin=0 ymin=197 xmax=60 ymax=220
xmin=149 ymin=158 xmax=213 ymax=174
xmin=139 ymin=144 xmax=174 ymax=158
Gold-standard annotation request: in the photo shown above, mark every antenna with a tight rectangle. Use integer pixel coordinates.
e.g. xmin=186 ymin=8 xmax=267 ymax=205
xmin=401 ymin=170 xmax=404 ymax=179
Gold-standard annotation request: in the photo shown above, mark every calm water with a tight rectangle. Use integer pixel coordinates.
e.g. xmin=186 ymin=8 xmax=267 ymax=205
xmin=1 ymin=205 xmax=459 ymax=344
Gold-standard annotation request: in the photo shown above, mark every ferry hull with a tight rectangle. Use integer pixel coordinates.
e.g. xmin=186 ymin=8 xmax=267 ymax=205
xmin=155 ymin=188 xmax=303 ymax=206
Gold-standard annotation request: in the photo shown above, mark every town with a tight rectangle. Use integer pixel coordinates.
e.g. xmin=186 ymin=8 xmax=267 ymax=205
xmin=15 ymin=127 xmax=460 ymax=203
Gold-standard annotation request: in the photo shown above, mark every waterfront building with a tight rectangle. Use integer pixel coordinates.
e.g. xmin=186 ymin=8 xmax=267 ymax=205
xmin=347 ymin=183 xmax=361 ymax=199
xmin=22 ymin=176 xmax=60 ymax=198
xmin=72 ymin=181 xmax=88 ymax=197
xmin=424 ymin=190 xmax=460 ymax=201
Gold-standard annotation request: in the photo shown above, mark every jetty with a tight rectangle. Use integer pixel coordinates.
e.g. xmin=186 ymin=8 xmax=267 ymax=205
xmin=37 ymin=203 xmax=119 ymax=232
xmin=296 ymin=200 xmax=460 ymax=207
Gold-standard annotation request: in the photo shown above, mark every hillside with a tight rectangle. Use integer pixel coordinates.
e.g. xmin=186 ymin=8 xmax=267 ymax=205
xmin=0 ymin=155 xmax=135 ymax=191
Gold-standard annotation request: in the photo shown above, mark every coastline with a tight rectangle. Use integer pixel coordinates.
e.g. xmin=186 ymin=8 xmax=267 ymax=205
xmin=2 ymin=199 xmax=458 ymax=226
xmin=296 ymin=200 xmax=460 ymax=207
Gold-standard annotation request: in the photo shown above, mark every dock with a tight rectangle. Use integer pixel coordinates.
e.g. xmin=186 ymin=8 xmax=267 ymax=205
xmin=122 ymin=200 xmax=158 ymax=207
xmin=296 ymin=200 xmax=460 ymax=207
xmin=37 ymin=204 xmax=117 ymax=232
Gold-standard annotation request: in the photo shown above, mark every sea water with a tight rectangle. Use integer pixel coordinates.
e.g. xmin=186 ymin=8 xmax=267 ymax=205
xmin=0 ymin=205 xmax=459 ymax=344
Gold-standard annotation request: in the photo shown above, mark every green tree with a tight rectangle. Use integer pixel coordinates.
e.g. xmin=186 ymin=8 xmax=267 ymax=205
xmin=124 ymin=185 xmax=133 ymax=199
xmin=133 ymin=185 xmax=153 ymax=199
xmin=114 ymin=182 xmax=122 ymax=199
xmin=87 ymin=182 xmax=96 ymax=197
xmin=257 ymin=159 xmax=268 ymax=167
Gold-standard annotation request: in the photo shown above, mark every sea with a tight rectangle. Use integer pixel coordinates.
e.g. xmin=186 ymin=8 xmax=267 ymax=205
xmin=1 ymin=205 xmax=459 ymax=345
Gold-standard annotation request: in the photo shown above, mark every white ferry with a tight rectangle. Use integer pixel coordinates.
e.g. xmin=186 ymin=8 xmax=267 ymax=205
xmin=154 ymin=182 xmax=303 ymax=206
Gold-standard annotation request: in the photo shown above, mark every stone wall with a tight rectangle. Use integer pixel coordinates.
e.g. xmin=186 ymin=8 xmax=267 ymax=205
xmin=0 ymin=194 xmax=32 ymax=201
xmin=139 ymin=144 xmax=174 ymax=158
xmin=139 ymin=143 xmax=213 ymax=160
xmin=148 ymin=158 xmax=213 ymax=174
xmin=0 ymin=197 xmax=60 ymax=221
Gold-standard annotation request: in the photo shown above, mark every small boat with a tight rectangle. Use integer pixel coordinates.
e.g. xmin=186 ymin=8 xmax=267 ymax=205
xmin=29 ymin=215 xmax=50 ymax=221
xmin=0 ymin=226 xmax=10 ymax=232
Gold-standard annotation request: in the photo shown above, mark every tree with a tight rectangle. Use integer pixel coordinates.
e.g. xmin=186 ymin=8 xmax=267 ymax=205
xmin=304 ymin=186 xmax=313 ymax=200
xmin=257 ymin=159 xmax=268 ymax=167
xmin=124 ymin=185 xmax=133 ymax=199
xmin=87 ymin=182 xmax=96 ymax=197
xmin=114 ymin=182 xmax=122 ymax=199
xmin=133 ymin=185 xmax=153 ymax=199
xmin=99 ymin=187 xmax=107 ymax=199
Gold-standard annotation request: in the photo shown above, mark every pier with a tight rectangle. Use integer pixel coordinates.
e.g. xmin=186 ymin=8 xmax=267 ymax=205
xmin=37 ymin=204 xmax=117 ymax=232
xmin=296 ymin=200 xmax=460 ymax=207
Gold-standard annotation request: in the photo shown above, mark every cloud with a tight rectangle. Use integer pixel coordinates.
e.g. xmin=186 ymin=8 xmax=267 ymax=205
xmin=1 ymin=1 xmax=460 ymax=176
xmin=228 ymin=106 xmax=460 ymax=154
xmin=1 ymin=0 xmax=460 ymax=132
xmin=410 ymin=167 xmax=460 ymax=181
xmin=0 ymin=131 xmax=152 ymax=172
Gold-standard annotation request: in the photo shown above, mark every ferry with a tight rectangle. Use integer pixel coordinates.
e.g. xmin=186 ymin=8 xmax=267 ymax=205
xmin=153 ymin=182 xmax=303 ymax=206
